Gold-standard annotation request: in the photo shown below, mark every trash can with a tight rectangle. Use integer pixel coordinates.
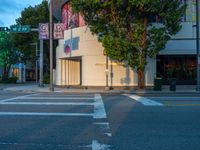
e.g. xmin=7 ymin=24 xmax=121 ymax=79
xmin=169 ymin=78 xmax=176 ymax=91
xmin=154 ymin=77 xmax=162 ymax=91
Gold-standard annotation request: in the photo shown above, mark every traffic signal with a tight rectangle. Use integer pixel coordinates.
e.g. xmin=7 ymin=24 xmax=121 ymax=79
xmin=0 ymin=27 xmax=9 ymax=32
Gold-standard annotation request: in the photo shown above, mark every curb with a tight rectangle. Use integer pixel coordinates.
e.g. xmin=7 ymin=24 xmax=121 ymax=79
xmin=2 ymin=88 xmax=200 ymax=95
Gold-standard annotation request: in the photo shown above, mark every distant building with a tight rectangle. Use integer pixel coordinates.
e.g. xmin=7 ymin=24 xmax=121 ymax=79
xmin=10 ymin=63 xmax=26 ymax=83
xmin=52 ymin=0 xmax=197 ymax=87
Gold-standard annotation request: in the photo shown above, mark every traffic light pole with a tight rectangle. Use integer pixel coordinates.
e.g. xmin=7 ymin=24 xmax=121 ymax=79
xmin=39 ymin=39 xmax=44 ymax=87
xmin=196 ymin=0 xmax=200 ymax=91
xmin=31 ymin=28 xmax=44 ymax=87
xmin=49 ymin=0 xmax=54 ymax=91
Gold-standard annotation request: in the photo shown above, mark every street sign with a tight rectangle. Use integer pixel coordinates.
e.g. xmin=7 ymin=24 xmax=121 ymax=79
xmin=39 ymin=23 xmax=49 ymax=40
xmin=54 ymin=23 xmax=64 ymax=39
xmin=0 ymin=27 xmax=9 ymax=31
xmin=10 ymin=25 xmax=30 ymax=33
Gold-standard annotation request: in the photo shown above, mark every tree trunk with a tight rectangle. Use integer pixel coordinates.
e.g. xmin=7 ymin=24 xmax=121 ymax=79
xmin=137 ymin=68 xmax=145 ymax=89
xmin=137 ymin=16 xmax=148 ymax=89
xmin=2 ymin=63 xmax=11 ymax=80
xmin=3 ymin=66 xmax=9 ymax=79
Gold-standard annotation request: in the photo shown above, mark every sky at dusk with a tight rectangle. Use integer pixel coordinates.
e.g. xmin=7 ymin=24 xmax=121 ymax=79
xmin=0 ymin=0 xmax=44 ymax=27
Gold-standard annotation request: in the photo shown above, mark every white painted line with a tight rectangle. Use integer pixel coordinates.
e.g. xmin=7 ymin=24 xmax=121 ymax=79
xmin=19 ymin=97 xmax=94 ymax=100
xmin=83 ymin=140 xmax=111 ymax=150
xmin=0 ymin=112 xmax=93 ymax=117
xmin=54 ymin=90 xmax=65 ymax=93
xmin=92 ymin=140 xmax=111 ymax=150
xmin=93 ymin=94 xmax=107 ymax=119
xmin=104 ymin=133 xmax=112 ymax=137
xmin=94 ymin=122 xmax=110 ymax=130
xmin=124 ymin=94 xmax=163 ymax=106
xmin=0 ymin=102 xmax=94 ymax=106
xmin=94 ymin=122 xmax=109 ymax=125
xmin=0 ymin=93 xmax=39 ymax=102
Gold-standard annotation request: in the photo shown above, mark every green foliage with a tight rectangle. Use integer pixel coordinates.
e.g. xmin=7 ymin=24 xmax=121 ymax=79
xmin=0 ymin=32 xmax=21 ymax=78
xmin=12 ymin=0 xmax=52 ymax=72
xmin=43 ymin=74 xmax=50 ymax=84
xmin=0 ymin=77 xmax=17 ymax=84
xmin=71 ymin=0 xmax=186 ymax=70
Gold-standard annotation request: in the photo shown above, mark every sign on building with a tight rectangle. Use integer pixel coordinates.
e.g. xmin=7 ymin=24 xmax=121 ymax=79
xmin=54 ymin=23 xmax=64 ymax=39
xmin=64 ymin=37 xmax=80 ymax=54
xmin=39 ymin=23 xmax=49 ymax=40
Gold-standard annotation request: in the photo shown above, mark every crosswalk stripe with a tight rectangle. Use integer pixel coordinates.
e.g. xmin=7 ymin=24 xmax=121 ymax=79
xmin=0 ymin=102 xmax=94 ymax=106
xmin=0 ymin=112 xmax=93 ymax=117
xmin=123 ymin=94 xmax=163 ymax=106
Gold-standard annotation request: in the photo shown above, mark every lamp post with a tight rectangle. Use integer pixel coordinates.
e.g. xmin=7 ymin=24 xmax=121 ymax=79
xmin=49 ymin=0 xmax=54 ymax=91
xmin=30 ymin=42 xmax=38 ymax=84
xmin=105 ymin=55 xmax=109 ymax=90
xmin=196 ymin=0 xmax=200 ymax=91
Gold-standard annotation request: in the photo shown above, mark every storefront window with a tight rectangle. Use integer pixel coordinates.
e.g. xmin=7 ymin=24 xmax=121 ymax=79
xmin=12 ymin=68 xmax=19 ymax=79
xmin=157 ymin=55 xmax=196 ymax=85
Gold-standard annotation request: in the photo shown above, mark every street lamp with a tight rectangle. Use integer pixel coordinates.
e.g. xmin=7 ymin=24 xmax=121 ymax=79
xmin=196 ymin=0 xmax=200 ymax=91
xmin=69 ymin=19 xmax=74 ymax=57
xmin=29 ymin=42 xmax=38 ymax=84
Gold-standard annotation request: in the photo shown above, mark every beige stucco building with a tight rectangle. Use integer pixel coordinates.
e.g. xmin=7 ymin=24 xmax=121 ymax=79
xmin=53 ymin=0 xmax=198 ymax=87
xmin=56 ymin=26 xmax=156 ymax=87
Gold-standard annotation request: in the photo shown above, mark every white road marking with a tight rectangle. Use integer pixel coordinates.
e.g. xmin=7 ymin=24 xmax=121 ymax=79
xmin=18 ymin=97 xmax=94 ymax=100
xmin=93 ymin=94 xmax=107 ymax=119
xmin=92 ymin=140 xmax=111 ymax=150
xmin=0 ymin=142 xmax=68 ymax=147
xmin=0 ymin=93 xmax=39 ymax=102
xmin=0 ymin=112 xmax=93 ymax=117
xmin=83 ymin=140 xmax=111 ymax=150
xmin=0 ymin=102 xmax=94 ymax=106
xmin=124 ymin=94 xmax=163 ymax=106
xmin=94 ymin=122 xmax=110 ymax=130
xmin=104 ymin=133 xmax=112 ymax=137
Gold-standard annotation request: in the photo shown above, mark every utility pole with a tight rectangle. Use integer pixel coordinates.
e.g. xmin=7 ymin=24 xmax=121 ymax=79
xmin=196 ymin=0 xmax=200 ymax=91
xmin=49 ymin=0 xmax=54 ymax=91
xmin=36 ymin=42 xmax=38 ymax=83
xmin=39 ymin=40 xmax=44 ymax=87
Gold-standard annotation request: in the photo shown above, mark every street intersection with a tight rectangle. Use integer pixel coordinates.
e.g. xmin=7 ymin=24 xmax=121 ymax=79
xmin=0 ymin=91 xmax=200 ymax=150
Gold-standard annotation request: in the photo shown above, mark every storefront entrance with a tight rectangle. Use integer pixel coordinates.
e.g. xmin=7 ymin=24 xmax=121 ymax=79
xmin=156 ymin=55 xmax=196 ymax=85
xmin=60 ymin=57 xmax=81 ymax=86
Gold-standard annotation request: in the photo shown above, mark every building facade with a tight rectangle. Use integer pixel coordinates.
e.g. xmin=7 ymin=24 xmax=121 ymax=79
xmin=53 ymin=0 xmax=197 ymax=87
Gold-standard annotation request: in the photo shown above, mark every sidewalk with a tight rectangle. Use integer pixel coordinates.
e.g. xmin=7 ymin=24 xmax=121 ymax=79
xmin=1 ymin=83 xmax=200 ymax=94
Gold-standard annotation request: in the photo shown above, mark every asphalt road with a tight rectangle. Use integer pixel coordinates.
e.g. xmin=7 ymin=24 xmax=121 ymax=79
xmin=0 ymin=91 xmax=200 ymax=150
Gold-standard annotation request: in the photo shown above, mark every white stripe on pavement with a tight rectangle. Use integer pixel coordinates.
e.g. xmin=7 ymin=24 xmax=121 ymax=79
xmin=93 ymin=94 xmax=107 ymax=119
xmin=92 ymin=140 xmax=111 ymax=150
xmin=124 ymin=94 xmax=163 ymax=106
xmin=19 ymin=97 xmax=94 ymax=100
xmin=0 ymin=93 xmax=39 ymax=102
xmin=0 ymin=102 xmax=94 ymax=106
xmin=0 ymin=112 xmax=93 ymax=117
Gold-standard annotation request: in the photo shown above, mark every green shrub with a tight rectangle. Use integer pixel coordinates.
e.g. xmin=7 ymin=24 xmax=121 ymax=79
xmin=0 ymin=77 xmax=17 ymax=83
xmin=43 ymin=74 xmax=50 ymax=84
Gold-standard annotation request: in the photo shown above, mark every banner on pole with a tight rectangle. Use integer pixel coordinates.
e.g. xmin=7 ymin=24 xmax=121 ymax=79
xmin=39 ymin=23 xmax=49 ymax=40
xmin=54 ymin=23 xmax=64 ymax=39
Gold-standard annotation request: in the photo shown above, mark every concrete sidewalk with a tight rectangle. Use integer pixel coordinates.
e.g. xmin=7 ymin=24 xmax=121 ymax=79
xmin=1 ymin=83 xmax=200 ymax=94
